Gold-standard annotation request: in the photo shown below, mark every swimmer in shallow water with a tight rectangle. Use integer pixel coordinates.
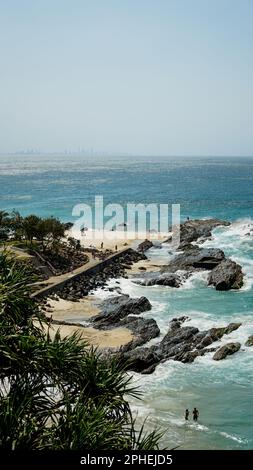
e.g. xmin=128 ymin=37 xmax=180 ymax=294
xmin=192 ymin=407 xmax=199 ymax=422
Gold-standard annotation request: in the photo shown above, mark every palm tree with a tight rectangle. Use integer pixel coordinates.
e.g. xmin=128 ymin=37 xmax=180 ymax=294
xmin=0 ymin=253 xmax=162 ymax=450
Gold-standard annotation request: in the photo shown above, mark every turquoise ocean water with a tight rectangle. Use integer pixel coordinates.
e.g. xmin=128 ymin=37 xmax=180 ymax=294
xmin=0 ymin=154 xmax=253 ymax=449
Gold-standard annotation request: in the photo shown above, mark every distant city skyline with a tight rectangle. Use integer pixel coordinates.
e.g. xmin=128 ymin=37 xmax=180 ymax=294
xmin=0 ymin=0 xmax=253 ymax=156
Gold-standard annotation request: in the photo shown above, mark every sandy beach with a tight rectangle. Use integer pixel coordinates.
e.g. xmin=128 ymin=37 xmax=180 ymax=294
xmin=42 ymin=295 xmax=134 ymax=350
xmin=40 ymin=321 xmax=133 ymax=350
xmin=68 ymin=227 xmax=168 ymax=252
xmin=129 ymin=258 xmax=164 ymax=273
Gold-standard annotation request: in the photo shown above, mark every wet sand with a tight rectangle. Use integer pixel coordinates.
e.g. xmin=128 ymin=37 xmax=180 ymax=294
xmin=46 ymin=296 xmax=100 ymax=322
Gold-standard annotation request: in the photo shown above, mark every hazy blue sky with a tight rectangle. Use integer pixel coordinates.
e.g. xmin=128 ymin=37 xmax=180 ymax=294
xmin=0 ymin=0 xmax=253 ymax=155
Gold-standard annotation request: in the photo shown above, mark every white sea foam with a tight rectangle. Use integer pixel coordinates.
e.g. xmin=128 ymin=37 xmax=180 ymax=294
xmin=188 ymin=423 xmax=210 ymax=432
xmin=219 ymin=432 xmax=246 ymax=444
xmin=181 ymin=270 xmax=209 ymax=290
xmin=201 ymin=218 xmax=253 ymax=253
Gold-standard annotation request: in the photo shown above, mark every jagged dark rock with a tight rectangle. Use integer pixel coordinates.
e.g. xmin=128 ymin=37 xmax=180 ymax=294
xmin=91 ymin=295 xmax=159 ymax=353
xmin=137 ymin=239 xmax=153 ymax=252
xmin=245 ymin=335 xmax=253 ymax=347
xmin=120 ymin=348 xmax=160 ymax=374
xmin=174 ymin=218 xmax=230 ymax=248
xmin=162 ymin=247 xmax=225 ymax=273
xmin=213 ymin=342 xmax=241 ymax=360
xmin=120 ymin=319 xmax=242 ymax=373
xmin=92 ymin=295 xmax=152 ymax=326
xmin=155 ymin=326 xmax=199 ymax=359
xmin=193 ymin=323 xmax=241 ymax=349
xmin=208 ymin=259 xmax=244 ymax=290
xmin=223 ymin=322 xmax=242 ymax=334
xmin=173 ymin=346 xmax=217 ymax=363
xmin=119 ymin=316 xmax=160 ymax=351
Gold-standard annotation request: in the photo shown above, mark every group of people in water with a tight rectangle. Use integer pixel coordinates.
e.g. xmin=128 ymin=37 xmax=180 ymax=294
xmin=185 ymin=408 xmax=199 ymax=422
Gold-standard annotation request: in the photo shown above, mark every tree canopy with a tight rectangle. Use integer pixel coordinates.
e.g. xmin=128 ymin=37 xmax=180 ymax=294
xmin=0 ymin=210 xmax=66 ymax=247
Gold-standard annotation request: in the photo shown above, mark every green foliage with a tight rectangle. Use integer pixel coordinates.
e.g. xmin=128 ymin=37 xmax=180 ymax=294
xmin=0 ymin=251 xmax=40 ymax=328
xmin=0 ymin=210 xmax=66 ymax=248
xmin=22 ymin=214 xmax=41 ymax=243
xmin=0 ymin=210 xmax=10 ymax=240
xmin=0 ymin=253 xmax=162 ymax=450
xmin=37 ymin=217 xmax=65 ymax=248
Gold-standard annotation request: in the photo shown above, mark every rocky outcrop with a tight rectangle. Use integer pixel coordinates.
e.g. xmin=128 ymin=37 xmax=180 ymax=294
xmin=120 ymin=318 xmax=242 ymax=373
xmin=213 ymin=342 xmax=241 ymax=360
xmin=208 ymin=259 xmax=244 ymax=290
xmin=120 ymin=347 xmax=160 ymax=374
xmin=245 ymin=335 xmax=253 ymax=347
xmin=160 ymin=242 xmax=244 ymax=291
xmin=92 ymin=295 xmax=152 ymax=327
xmin=137 ymin=239 xmax=153 ymax=252
xmin=120 ymin=316 xmax=160 ymax=351
xmin=162 ymin=247 xmax=225 ymax=274
xmin=175 ymin=218 xmax=230 ymax=248
xmin=192 ymin=322 xmax=242 ymax=349
xmin=91 ymin=295 xmax=159 ymax=352
xmin=134 ymin=272 xmax=182 ymax=288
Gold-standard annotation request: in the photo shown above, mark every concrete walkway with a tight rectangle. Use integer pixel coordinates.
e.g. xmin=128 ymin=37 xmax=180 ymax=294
xmin=32 ymin=247 xmax=131 ymax=298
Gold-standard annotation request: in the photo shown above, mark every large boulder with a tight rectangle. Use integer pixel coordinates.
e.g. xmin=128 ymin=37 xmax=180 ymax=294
xmin=92 ymin=295 xmax=152 ymax=326
xmin=208 ymin=259 xmax=243 ymax=290
xmin=213 ymin=342 xmax=241 ymax=361
xmin=162 ymin=247 xmax=225 ymax=273
xmin=120 ymin=316 xmax=160 ymax=351
xmin=137 ymin=239 xmax=153 ymax=252
xmin=155 ymin=326 xmax=199 ymax=360
xmin=120 ymin=347 xmax=160 ymax=374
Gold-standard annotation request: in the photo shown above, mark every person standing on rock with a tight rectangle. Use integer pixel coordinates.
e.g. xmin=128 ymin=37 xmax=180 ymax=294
xmin=192 ymin=408 xmax=199 ymax=422
xmin=185 ymin=409 xmax=189 ymax=421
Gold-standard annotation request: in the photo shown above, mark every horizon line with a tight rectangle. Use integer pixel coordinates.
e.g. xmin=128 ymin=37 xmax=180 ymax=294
xmin=1 ymin=152 xmax=253 ymax=158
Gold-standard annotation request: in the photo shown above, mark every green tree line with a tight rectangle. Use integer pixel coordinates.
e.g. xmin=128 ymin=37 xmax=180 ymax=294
xmin=0 ymin=210 xmax=66 ymax=248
